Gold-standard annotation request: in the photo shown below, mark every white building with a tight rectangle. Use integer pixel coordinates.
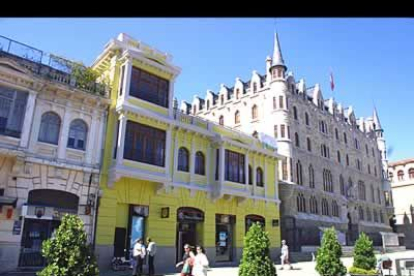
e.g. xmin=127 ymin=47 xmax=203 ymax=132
xmin=0 ymin=35 xmax=109 ymax=272
xmin=183 ymin=33 xmax=394 ymax=250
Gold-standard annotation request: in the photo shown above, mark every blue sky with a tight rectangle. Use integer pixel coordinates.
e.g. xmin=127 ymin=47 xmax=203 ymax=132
xmin=0 ymin=18 xmax=412 ymax=162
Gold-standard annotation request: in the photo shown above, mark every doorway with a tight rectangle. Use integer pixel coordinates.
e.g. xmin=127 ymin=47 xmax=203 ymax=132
xmin=176 ymin=207 xmax=204 ymax=262
xmin=18 ymin=219 xmax=60 ymax=267
xmin=215 ymin=214 xmax=235 ymax=262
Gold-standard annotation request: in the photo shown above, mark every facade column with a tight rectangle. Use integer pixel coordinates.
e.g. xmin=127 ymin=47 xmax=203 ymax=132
xmin=253 ymin=156 xmax=257 ymax=196
xmin=264 ymin=156 xmax=268 ymax=198
xmin=120 ymin=58 xmax=132 ymax=103
xmin=172 ymin=130 xmax=179 ymax=182
xmin=274 ymin=158 xmax=279 ymax=200
xmin=115 ymin=113 xmax=127 ymax=166
xmin=190 ymin=134 xmax=196 ymax=183
xmin=94 ymin=111 xmax=106 ymax=166
xmin=168 ymin=77 xmax=176 ymax=118
xmin=19 ymin=90 xmax=37 ymax=148
xmin=206 ymin=141 xmax=211 ymax=185
xmin=85 ymin=109 xmax=99 ymax=164
xmin=57 ymin=103 xmax=72 ymax=160
xmin=165 ymin=126 xmax=172 ymax=180
xmin=219 ymin=144 xmax=225 ymax=185
xmin=245 ymin=151 xmax=249 ymax=191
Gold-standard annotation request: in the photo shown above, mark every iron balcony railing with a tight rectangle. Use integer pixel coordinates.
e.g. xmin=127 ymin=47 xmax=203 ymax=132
xmin=0 ymin=35 xmax=108 ymax=96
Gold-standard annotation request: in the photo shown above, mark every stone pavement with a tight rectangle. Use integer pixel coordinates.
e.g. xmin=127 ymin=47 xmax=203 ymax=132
xmin=101 ymin=250 xmax=414 ymax=276
xmin=3 ymin=250 xmax=413 ymax=276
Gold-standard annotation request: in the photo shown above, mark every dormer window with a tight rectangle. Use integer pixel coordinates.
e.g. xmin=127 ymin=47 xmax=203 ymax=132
xmin=220 ymin=95 xmax=224 ymax=105
xmin=193 ymin=105 xmax=197 ymax=114
xmin=236 ymin=88 xmax=240 ymax=99
xmin=253 ymin=83 xmax=257 ymax=93
xmin=206 ymin=100 xmax=210 ymax=110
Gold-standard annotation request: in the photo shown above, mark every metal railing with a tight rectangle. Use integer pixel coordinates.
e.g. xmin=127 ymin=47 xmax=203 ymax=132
xmin=0 ymin=35 xmax=108 ymax=96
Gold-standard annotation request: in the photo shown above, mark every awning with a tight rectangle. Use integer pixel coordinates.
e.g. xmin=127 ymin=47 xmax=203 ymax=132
xmin=0 ymin=196 xmax=17 ymax=207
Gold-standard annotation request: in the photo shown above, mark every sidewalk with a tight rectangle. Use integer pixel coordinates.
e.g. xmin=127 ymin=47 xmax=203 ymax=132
xmin=102 ymin=250 xmax=414 ymax=276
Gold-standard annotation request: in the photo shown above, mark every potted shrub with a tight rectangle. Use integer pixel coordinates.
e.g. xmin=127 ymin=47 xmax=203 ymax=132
xmin=315 ymin=227 xmax=347 ymax=276
xmin=239 ymin=222 xmax=277 ymax=276
xmin=349 ymin=232 xmax=378 ymax=276
xmin=37 ymin=214 xmax=99 ymax=276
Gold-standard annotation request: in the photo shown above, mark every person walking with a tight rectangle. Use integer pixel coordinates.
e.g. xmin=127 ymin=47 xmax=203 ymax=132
xmin=192 ymin=245 xmax=209 ymax=276
xmin=280 ymin=240 xmax=292 ymax=270
xmin=146 ymin=237 xmax=157 ymax=276
xmin=132 ymin=238 xmax=146 ymax=276
xmin=176 ymin=244 xmax=195 ymax=276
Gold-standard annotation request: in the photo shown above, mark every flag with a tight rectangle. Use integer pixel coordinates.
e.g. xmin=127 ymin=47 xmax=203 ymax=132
xmin=329 ymin=70 xmax=335 ymax=91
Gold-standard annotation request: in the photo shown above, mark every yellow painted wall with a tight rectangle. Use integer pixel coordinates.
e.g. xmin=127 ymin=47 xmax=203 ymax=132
xmin=96 ymin=177 xmax=281 ymax=249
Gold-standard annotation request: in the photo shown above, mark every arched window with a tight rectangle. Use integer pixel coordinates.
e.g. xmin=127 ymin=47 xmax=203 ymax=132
xmin=380 ymin=210 xmax=384 ymax=223
xmin=310 ymin=196 xmax=318 ymax=214
xmin=346 ymin=154 xmax=350 ymax=166
xmin=252 ymin=105 xmax=258 ymax=120
xmin=368 ymin=164 xmax=371 ymax=174
xmin=38 ymin=112 xmax=61 ymax=145
xmin=296 ymin=160 xmax=303 ymax=185
xmin=305 ymin=112 xmax=309 ymax=126
xmin=409 ymin=168 xmax=414 ymax=179
xmin=297 ymin=193 xmax=306 ymax=213
xmin=371 ymin=185 xmax=375 ymax=202
xmin=293 ymin=106 xmax=298 ymax=120
xmin=307 ymin=137 xmax=311 ymax=152
xmin=219 ymin=115 xmax=224 ymax=126
xmin=347 ymin=178 xmax=353 ymax=198
xmin=332 ymin=201 xmax=339 ymax=217
xmin=365 ymin=144 xmax=369 ymax=155
xmin=377 ymin=188 xmax=382 ymax=204
xmin=253 ymin=82 xmax=257 ymax=93
xmin=309 ymin=165 xmax=315 ymax=188
xmin=235 ymin=110 xmax=240 ymax=124
xmin=343 ymin=132 xmax=347 ymax=144
xmin=279 ymin=95 xmax=284 ymax=109
xmin=295 ymin=132 xmax=300 ymax=147
xmin=374 ymin=166 xmax=377 ymax=177
xmin=248 ymin=165 xmax=252 ymax=185
xmin=178 ymin=147 xmax=189 ymax=172
xmin=340 ymin=175 xmax=345 ymax=196
xmin=337 ymin=151 xmax=341 ymax=163
xmin=335 ymin=128 xmax=339 ymax=140
xmin=366 ymin=208 xmax=372 ymax=221
xmin=398 ymin=170 xmax=404 ymax=181
xmin=67 ymin=119 xmax=88 ymax=150
xmin=322 ymin=199 xmax=329 ymax=216
xmin=274 ymin=125 xmax=278 ymax=138
xmin=388 ymin=171 xmax=393 ymax=180
xmin=358 ymin=181 xmax=366 ymax=200
xmin=273 ymin=97 xmax=277 ymax=109
xmin=195 ymin=151 xmax=205 ymax=175
xmin=373 ymin=210 xmax=378 ymax=222
xmin=256 ymin=167 xmax=264 ymax=187
xmin=359 ymin=206 xmax=364 ymax=220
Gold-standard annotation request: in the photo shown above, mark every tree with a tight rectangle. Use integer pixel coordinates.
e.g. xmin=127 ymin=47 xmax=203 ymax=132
xmin=349 ymin=232 xmax=377 ymax=275
xmin=37 ymin=214 xmax=99 ymax=276
xmin=239 ymin=222 xmax=276 ymax=276
xmin=315 ymin=227 xmax=347 ymax=276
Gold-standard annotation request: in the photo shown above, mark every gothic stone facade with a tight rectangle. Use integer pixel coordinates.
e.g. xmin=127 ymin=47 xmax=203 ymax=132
xmin=186 ymin=33 xmax=393 ymax=249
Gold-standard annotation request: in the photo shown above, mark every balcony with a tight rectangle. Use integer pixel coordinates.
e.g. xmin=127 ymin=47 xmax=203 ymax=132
xmin=0 ymin=35 xmax=108 ymax=96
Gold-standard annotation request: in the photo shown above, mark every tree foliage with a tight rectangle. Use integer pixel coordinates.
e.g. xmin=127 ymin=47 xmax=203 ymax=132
xmin=315 ymin=227 xmax=347 ymax=276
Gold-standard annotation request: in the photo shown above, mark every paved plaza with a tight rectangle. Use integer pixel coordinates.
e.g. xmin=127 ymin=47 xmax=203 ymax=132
xmin=96 ymin=250 xmax=414 ymax=276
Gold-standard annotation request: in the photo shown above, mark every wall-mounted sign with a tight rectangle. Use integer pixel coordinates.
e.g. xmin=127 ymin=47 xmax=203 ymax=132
xmin=12 ymin=220 xmax=21 ymax=235
xmin=161 ymin=207 xmax=169 ymax=218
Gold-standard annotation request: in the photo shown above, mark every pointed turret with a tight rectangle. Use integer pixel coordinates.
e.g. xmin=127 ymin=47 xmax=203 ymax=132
xmin=373 ymin=107 xmax=382 ymax=131
xmin=269 ymin=33 xmax=287 ymax=81
xmin=271 ymin=32 xmax=287 ymax=70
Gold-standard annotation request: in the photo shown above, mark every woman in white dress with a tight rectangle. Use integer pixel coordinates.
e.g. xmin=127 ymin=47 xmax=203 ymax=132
xmin=192 ymin=245 xmax=209 ymax=276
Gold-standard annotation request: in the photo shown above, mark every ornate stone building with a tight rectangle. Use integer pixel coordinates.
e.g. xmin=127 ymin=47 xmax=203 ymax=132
xmin=389 ymin=158 xmax=414 ymax=249
xmin=0 ymin=35 xmax=109 ymax=272
xmin=186 ymin=33 xmax=394 ymax=250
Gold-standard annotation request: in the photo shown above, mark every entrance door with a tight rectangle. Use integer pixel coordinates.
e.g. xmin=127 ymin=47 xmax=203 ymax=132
xmin=18 ymin=219 xmax=60 ymax=267
xmin=177 ymin=222 xmax=197 ymax=262
xmin=216 ymin=223 xmax=233 ymax=262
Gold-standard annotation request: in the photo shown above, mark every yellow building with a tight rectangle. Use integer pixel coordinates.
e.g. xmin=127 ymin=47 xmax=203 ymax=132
xmin=92 ymin=33 xmax=283 ymax=273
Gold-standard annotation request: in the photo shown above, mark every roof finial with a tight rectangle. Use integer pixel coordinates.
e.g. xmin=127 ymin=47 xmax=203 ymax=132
xmin=270 ymin=31 xmax=287 ymax=72
xmin=373 ymin=106 xmax=382 ymax=130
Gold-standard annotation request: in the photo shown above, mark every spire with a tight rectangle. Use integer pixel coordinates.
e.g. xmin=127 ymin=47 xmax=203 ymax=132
xmin=373 ymin=107 xmax=382 ymax=130
xmin=271 ymin=32 xmax=286 ymax=70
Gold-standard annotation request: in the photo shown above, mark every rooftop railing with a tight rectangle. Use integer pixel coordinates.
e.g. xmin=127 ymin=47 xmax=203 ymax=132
xmin=0 ymin=35 xmax=108 ymax=96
